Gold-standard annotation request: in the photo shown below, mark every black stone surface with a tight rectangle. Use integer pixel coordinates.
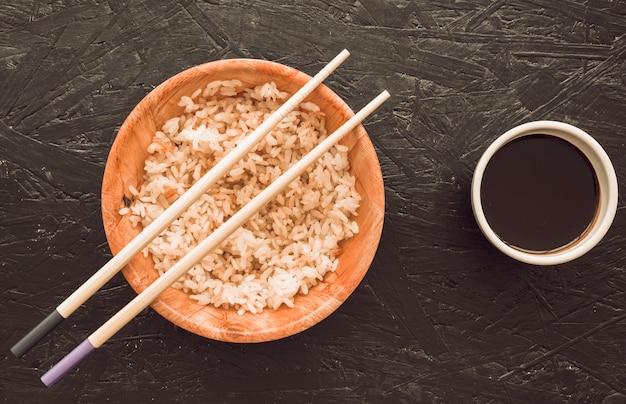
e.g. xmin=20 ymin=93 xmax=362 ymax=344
xmin=1 ymin=1 xmax=625 ymax=402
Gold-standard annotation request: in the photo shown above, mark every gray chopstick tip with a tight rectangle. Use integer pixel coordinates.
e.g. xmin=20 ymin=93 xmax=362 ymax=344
xmin=11 ymin=310 xmax=65 ymax=358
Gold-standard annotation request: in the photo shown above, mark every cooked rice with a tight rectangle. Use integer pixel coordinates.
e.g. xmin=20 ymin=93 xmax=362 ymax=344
xmin=122 ymin=80 xmax=361 ymax=315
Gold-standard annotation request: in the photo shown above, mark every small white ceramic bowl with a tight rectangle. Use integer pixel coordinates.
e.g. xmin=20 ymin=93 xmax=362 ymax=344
xmin=471 ymin=121 xmax=618 ymax=265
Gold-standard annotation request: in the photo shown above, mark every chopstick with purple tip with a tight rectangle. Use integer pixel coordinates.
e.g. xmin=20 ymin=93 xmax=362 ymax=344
xmin=41 ymin=89 xmax=390 ymax=387
xmin=10 ymin=49 xmax=350 ymax=359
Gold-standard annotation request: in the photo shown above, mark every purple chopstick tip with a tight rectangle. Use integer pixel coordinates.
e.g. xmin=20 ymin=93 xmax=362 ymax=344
xmin=41 ymin=339 xmax=96 ymax=387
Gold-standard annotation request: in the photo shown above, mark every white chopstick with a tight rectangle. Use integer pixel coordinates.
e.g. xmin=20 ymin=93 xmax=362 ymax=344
xmin=10 ymin=49 xmax=350 ymax=358
xmin=41 ymin=90 xmax=390 ymax=387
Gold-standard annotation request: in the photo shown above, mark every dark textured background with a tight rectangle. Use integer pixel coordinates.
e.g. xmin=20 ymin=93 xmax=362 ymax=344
xmin=1 ymin=1 xmax=625 ymax=402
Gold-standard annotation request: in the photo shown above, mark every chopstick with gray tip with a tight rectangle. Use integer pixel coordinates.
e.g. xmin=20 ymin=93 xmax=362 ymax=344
xmin=10 ymin=49 xmax=350 ymax=358
xmin=40 ymin=89 xmax=390 ymax=387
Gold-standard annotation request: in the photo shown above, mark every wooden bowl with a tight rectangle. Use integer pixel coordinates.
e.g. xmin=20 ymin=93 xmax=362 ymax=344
xmin=101 ymin=59 xmax=385 ymax=343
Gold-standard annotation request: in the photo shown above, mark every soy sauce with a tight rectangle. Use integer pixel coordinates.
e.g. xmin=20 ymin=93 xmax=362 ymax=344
xmin=480 ymin=134 xmax=599 ymax=252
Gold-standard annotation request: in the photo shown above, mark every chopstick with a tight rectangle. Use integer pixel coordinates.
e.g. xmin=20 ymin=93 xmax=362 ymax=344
xmin=40 ymin=89 xmax=390 ymax=387
xmin=10 ymin=49 xmax=350 ymax=359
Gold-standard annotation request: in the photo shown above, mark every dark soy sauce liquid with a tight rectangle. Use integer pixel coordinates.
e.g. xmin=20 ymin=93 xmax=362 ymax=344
xmin=480 ymin=134 xmax=599 ymax=252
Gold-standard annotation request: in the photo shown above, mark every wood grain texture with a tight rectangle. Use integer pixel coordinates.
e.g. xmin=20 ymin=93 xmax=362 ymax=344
xmin=1 ymin=0 xmax=625 ymax=402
